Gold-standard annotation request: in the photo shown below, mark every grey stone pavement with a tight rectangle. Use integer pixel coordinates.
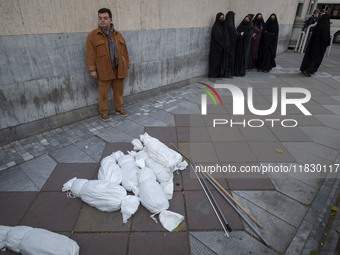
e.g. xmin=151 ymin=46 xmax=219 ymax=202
xmin=1 ymin=45 xmax=340 ymax=255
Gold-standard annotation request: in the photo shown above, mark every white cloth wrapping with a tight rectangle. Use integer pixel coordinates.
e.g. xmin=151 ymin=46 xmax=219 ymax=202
xmin=97 ymin=153 xmax=122 ymax=185
xmin=0 ymin=225 xmax=79 ymax=255
xmin=116 ymin=153 xmax=139 ymax=195
xmin=137 ymin=169 xmax=184 ymax=232
xmin=139 ymin=133 xmax=188 ymax=171
xmin=62 ymin=177 xmax=140 ymax=223
xmin=134 ymin=156 xmax=174 ymax=199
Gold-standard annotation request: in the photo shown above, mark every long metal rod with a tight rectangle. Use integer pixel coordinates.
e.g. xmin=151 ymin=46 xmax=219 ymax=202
xmin=205 ymin=174 xmax=271 ymax=248
xmin=190 ymin=164 xmax=229 ymax=237
xmin=197 ymin=171 xmax=232 ymax=232
xmin=204 ymin=171 xmax=263 ymax=229
xmin=170 ymin=143 xmax=263 ymax=228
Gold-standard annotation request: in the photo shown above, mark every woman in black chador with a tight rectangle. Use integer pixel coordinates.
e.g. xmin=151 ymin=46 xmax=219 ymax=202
xmin=234 ymin=15 xmax=253 ymax=77
xmin=258 ymin=14 xmax=279 ymax=72
xmin=252 ymin=13 xmax=265 ymax=70
xmin=209 ymin=12 xmax=229 ymax=78
xmin=300 ymin=13 xmax=331 ymax=77
xmin=224 ymin=11 xmax=237 ymax=78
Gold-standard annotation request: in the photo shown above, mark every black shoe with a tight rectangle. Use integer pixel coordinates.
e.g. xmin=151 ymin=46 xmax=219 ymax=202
xmin=302 ymin=70 xmax=311 ymax=77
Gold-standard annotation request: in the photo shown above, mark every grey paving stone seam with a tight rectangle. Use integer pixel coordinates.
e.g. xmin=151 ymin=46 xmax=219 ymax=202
xmin=286 ymin=171 xmax=340 ymax=255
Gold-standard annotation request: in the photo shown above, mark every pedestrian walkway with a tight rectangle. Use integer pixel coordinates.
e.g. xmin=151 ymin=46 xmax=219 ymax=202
xmin=0 ymin=46 xmax=340 ymax=255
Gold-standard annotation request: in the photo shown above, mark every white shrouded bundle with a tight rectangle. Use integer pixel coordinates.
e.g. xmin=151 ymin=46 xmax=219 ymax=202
xmin=139 ymin=133 xmax=188 ymax=171
xmin=0 ymin=225 xmax=79 ymax=255
xmin=134 ymin=158 xmax=174 ymax=200
xmin=115 ymin=152 xmax=139 ymax=196
xmin=137 ymin=167 xmax=184 ymax=232
xmin=62 ymin=177 xmax=140 ymax=223
xmin=97 ymin=153 xmax=122 ymax=185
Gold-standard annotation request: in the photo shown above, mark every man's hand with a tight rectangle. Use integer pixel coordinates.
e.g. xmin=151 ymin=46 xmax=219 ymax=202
xmin=90 ymin=71 xmax=97 ymax=79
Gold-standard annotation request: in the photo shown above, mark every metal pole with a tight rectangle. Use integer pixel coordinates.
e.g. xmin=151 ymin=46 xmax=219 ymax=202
xmin=328 ymin=34 xmax=334 ymax=57
xmin=197 ymin=171 xmax=232 ymax=232
xmin=205 ymin=175 xmax=271 ymax=248
xmin=190 ymin=164 xmax=230 ymax=237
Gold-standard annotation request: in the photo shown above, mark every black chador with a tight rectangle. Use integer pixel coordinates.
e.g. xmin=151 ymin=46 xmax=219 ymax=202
xmin=258 ymin=13 xmax=279 ymax=72
xmin=300 ymin=13 xmax=331 ymax=77
xmin=209 ymin=13 xmax=228 ymax=78
xmin=224 ymin=11 xmax=237 ymax=78
xmin=234 ymin=15 xmax=253 ymax=77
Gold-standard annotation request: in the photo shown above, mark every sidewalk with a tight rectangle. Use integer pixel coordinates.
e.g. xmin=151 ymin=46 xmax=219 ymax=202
xmin=1 ymin=46 xmax=340 ymax=255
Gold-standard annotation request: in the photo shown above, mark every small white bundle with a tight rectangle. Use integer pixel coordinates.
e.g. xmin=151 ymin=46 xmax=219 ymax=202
xmin=98 ymin=153 xmax=122 ymax=185
xmin=0 ymin=225 xmax=79 ymax=255
xmin=62 ymin=177 xmax=140 ymax=223
xmin=137 ymin=167 xmax=184 ymax=232
xmin=116 ymin=152 xmax=139 ymax=196
xmin=140 ymin=133 xmax=188 ymax=171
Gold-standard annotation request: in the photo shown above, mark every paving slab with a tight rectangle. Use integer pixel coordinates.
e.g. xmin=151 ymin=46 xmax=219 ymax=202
xmin=188 ymin=142 xmax=219 ymax=163
xmin=42 ymin=163 xmax=98 ymax=191
xmin=74 ymin=136 xmax=106 ymax=162
xmin=20 ymin=192 xmax=82 ymax=231
xmin=19 ymin=154 xmax=57 ymax=190
xmin=267 ymin=172 xmax=318 ymax=205
xmin=300 ymin=126 xmax=340 ymax=150
xmin=207 ymin=127 xmax=245 ymax=142
xmin=74 ymin=203 xmax=131 ymax=232
xmin=213 ymin=142 xmax=257 ymax=162
xmin=231 ymin=193 xmax=297 ymax=253
xmin=233 ymin=190 xmax=308 ymax=228
xmin=50 ymin=144 xmax=96 ymax=163
xmin=0 ymin=192 xmax=37 ymax=225
xmin=283 ymin=142 xmax=339 ymax=165
xmin=128 ymin=232 xmax=189 ymax=255
xmin=0 ymin=166 xmax=38 ymax=192
xmin=248 ymin=141 xmax=295 ymax=162
xmin=184 ymin=190 xmax=243 ymax=231
xmin=238 ymin=126 xmax=278 ymax=141
xmin=189 ymin=234 xmax=218 ymax=255
xmin=314 ymin=114 xmax=340 ymax=130
xmin=71 ymin=233 xmax=128 ymax=255
xmin=95 ymin=127 xmax=134 ymax=143
xmin=190 ymin=231 xmax=276 ymax=255
xmin=144 ymin=126 xmax=177 ymax=142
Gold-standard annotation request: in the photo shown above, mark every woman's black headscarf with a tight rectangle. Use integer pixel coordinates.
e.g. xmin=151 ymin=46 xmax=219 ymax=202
xmin=209 ymin=12 xmax=227 ymax=78
xmin=257 ymin=13 xmax=279 ymax=72
xmin=224 ymin=11 xmax=237 ymax=78
xmin=253 ymin=13 xmax=265 ymax=29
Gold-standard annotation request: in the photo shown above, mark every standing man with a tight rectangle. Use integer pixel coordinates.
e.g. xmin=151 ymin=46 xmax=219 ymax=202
xmin=86 ymin=8 xmax=130 ymax=121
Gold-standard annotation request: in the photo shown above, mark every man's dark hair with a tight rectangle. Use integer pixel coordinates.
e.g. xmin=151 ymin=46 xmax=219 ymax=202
xmin=98 ymin=8 xmax=112 ymax=18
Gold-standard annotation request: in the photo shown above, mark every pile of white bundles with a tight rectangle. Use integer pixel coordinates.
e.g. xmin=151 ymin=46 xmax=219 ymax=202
xmin=0 ymin=225 xmax=79 ymax=255
xmin=130 ymin=132 xmax=188 ymax=200
xmin=62 ymin=177 xmax=140 ymax=223
xmin=62 ymin=132 xmax=187 ymax=231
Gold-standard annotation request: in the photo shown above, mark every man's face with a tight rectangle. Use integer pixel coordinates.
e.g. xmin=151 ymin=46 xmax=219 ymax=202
xmin=98 ymin=12 xmax=112 ymax=30
xmin=313 ymin=12 xmax=319 ymax=18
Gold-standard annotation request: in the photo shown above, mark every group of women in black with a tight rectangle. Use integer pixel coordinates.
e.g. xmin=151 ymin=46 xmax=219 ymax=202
xmin=209 ymin=11 xmax=279 ymax=78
